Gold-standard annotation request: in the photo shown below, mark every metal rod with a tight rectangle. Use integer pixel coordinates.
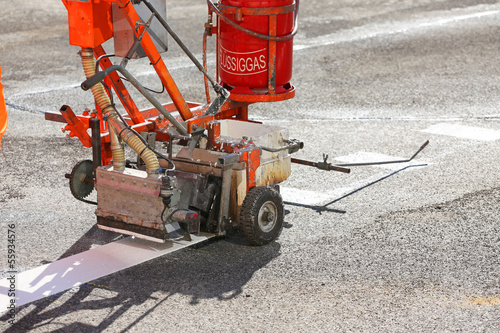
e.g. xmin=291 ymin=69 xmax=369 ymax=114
xmin=335 ymin=140 xmax=429 ymax=167
xmin=81 ymin=65 xmax=188 ymax=135
xmin=261 ymin=140 xmax=303 ymax=153
xmin=291 ymin=158 xmax=351 ymax=174
xmin=202 ymin=30 xmax=211 ymax=104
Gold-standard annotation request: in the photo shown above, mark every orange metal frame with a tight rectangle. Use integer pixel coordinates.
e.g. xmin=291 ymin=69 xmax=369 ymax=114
xmin=48 ymin=0 xmax=294 ymax=191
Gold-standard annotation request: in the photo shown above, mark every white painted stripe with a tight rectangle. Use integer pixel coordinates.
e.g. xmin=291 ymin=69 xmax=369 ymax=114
xmin=0 ymin=233 xmax=214 ymax=311
xmin=422 ymin=123 xmax=500 ymax=141
xmin=281 ymin=187 xmax=333 ymax=205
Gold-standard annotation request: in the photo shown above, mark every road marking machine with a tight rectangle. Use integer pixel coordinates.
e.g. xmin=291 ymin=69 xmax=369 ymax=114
xmin=46 ymin=0 xmax=428 ymax=246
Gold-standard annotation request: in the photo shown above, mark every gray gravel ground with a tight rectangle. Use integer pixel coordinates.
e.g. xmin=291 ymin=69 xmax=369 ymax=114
xmin=1 ymin=0 xmax=499 ymax=332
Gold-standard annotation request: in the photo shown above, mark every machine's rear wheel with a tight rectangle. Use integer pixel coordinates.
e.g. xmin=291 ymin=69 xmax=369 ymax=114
xmin=239 ymin=186 xmax=284 ymax=246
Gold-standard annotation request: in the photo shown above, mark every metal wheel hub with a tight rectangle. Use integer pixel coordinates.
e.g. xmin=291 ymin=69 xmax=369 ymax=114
xmin=258 ymin=201 xmax=278 ymax=232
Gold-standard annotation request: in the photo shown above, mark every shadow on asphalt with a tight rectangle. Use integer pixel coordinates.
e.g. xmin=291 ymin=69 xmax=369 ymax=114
xmin=2 ymin=230 xmax=280 ymax=332
xmin=1 ymin=165 xmax=427 ymax=331
xmin=322 ymin=164 xmax=428 ymax=207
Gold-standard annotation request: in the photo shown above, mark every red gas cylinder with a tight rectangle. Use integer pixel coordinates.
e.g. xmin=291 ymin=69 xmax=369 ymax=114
xmin=217 ymin=0 xmax=295 ymax=94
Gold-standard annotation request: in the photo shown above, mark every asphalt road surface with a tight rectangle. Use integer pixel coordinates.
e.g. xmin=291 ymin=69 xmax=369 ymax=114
xmin=1 ymin=0 xmax=499 ymax=331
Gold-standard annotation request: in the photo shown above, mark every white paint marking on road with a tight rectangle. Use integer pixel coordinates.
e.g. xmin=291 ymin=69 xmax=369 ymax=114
xmin=0 ymin=233 xmax=214 ymax=312
xmin=281 ymin=187 xmax=334 ymax=205
xmin=294 ymin=6 xmax=500 ymax=50
xmin=422 ymin=123 xmax=500 ymax=141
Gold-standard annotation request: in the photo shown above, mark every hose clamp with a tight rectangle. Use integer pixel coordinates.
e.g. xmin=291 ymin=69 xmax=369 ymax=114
xmin=79 ymin=48 xmax=94 ymax=58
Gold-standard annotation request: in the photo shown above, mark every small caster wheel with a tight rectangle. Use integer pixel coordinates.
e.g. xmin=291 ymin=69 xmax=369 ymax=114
xmin=239 ymin=186 xmax=284 ymax=246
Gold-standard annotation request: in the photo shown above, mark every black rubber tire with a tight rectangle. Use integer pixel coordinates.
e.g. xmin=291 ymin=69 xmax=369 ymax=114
xmin=239 ymin=186 xmax=284 ymax=246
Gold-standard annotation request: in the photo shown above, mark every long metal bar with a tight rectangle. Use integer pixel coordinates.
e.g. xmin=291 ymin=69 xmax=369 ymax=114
xmin=291 ymin=158 xmax=351 ymax=174
xmin=335 ymin=140 xmax=429 ymax=167
xmin=82 ymin=65 xmax=188 ymax=135
xmin=260 ymin=140 xmax=303 ymax=153
xmin=203 ymin=30 xmax=211 ymax=104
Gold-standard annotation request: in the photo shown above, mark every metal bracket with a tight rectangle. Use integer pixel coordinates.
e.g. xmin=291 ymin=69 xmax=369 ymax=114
xmin=188 ymin=125 xmax=206 ymax=154
xmin=217 ymin=153 xmax=240 ymax=235
xmin=137 ymin=132 xmax=157 ymax=168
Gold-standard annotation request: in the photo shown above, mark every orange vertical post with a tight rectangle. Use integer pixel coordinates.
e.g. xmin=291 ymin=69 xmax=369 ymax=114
xmin=0 ymin=66 xmax=7 ymax=149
